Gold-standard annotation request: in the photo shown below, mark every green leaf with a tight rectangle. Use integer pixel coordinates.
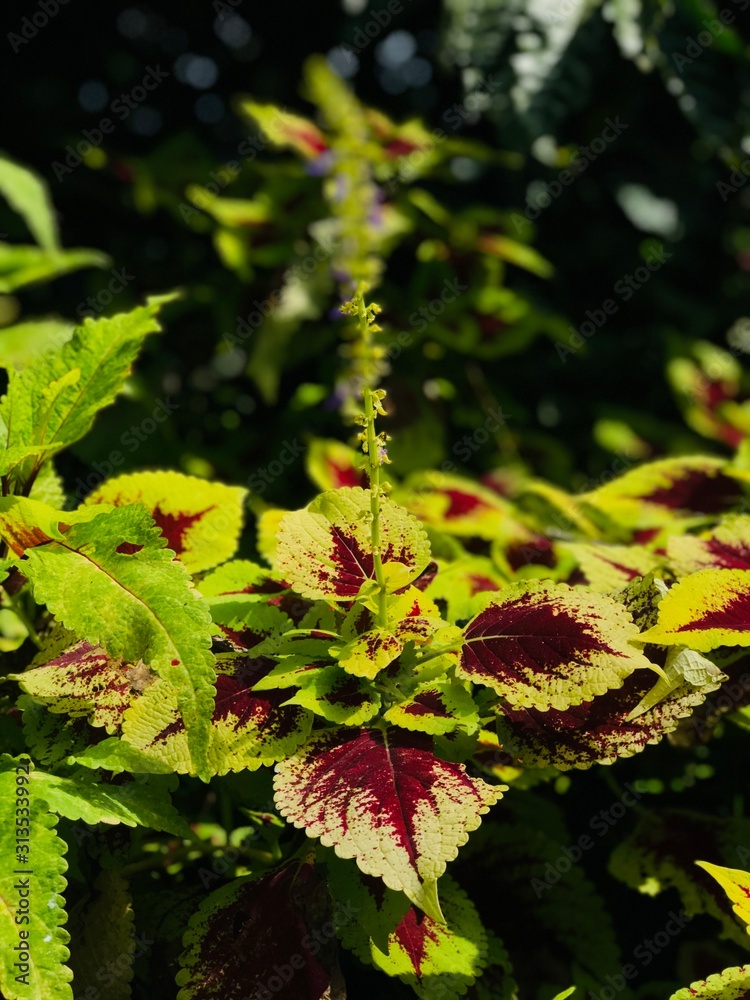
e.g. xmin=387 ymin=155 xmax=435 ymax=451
xmin=0 ymin=154 xmax=60 ymax=250
xmin=274 ymin=487 xmax=431 ymax=600
xmin=0 ymin=294 xmax=174 ymax=490
xmin=68 ymin=870 xmax=135 ymax=1000
xmin=0 ymin=758 xmax=72 ymax=1000
xmin=6 ymin=503 xmax=216 ymax=779
xmin=0 ymin=244 xmax=109 ymax=293
xmin=0 ymin=318 xmax=74 ymax=370
xmin=19 ymin=696 xmax=94 ymax=768
xmin=0 ymin=756 xmax=189 ymax=835
xmin=66 ymin=737 xmax=174 ymax=775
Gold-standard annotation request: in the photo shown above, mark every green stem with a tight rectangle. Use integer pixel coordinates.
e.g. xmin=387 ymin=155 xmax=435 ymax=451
xmin=414 ymin=643 xmax=464 ymax=666
xmin=356 ymin=289 xmax=389 ymax=628
xmin=281 ymin=628 xmax=342 ymax=640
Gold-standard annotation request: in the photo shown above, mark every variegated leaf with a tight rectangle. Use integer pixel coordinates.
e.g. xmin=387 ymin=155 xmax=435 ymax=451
xmin=579 ymin=455 xmax=741 ymax=530
xmin=460 ymin=581 xmax=651 ymax=711
xmin=397 ymin=472 xmax=518 ymax=541
xmin=328 ymin=853 xmax=489 ymax=998
xmin=274 ymin=727 xmax=504 ymax=921
xmin=122 ymin=644 xmax=313 ymax=777
xmin=639 ymin=569 xmax=750 ymax=651
xmin=561 ymin=542 xmax=661 ymax=592
xmin=337 ymin=589 xmax=446 ymax=680
xmin=306 ymin=437 xmax=366 ymax=491
xmin=176 ymin=858 xmax=343 ymax=1000
xmin=668 ymin=516 xmax=750 ymax=578
xmin=423 ymin=556 xmax=506 ymax=623
xmin=282 ymin=666 xmax=381 ymax=725
xmin=696 ymin=862 xmax=750 ymax=934
xmin=495 ymin=660 xmax=723 ymax=770
xmin=84 ymin=470 xmax=246 ymax=574
xmin=384 ymin=678 xmax=480 ymax=736
xmin=275 ymin=487 xmax=431 ymax=600
xmin=11 ymin=639 xmax=153 ymax=733
xmin=669 ymin=967 xmax=750 ymax=999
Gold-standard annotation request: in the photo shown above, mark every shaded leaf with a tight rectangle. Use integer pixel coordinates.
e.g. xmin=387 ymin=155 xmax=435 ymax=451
xmin=0 ymin=758 xmax=72 ymax=1000
xmin=68 ymin=870 xmax=135 ymax=1000
xmin=610 ymin=809 xmax=750 ymax=948
xmin=176 ymin=858 xmax=343 ymax=1000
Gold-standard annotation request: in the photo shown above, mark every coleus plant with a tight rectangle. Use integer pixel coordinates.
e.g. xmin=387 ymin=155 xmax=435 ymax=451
xmin=2 ymin=285 xmax=750 ymax=1000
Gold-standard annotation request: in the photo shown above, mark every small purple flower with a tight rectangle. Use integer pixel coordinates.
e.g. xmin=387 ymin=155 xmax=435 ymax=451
xmin=305 ymin=150 xmax=336 ymax=176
